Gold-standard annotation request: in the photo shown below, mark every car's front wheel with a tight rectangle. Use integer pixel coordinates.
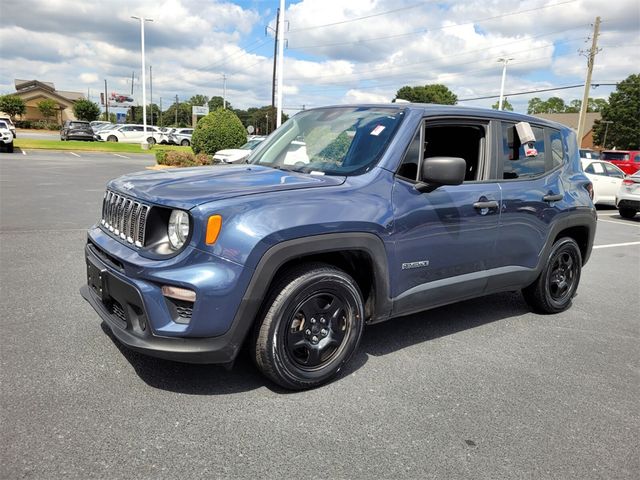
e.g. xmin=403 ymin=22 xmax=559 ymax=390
xmin=180 ymin=139 xmax=190 ymax=146
xmin=147 ymin=137 xmax=156 ymax=145
xmin=254 ymin=263 xmax=364 ymax=390
xmin=7 ymin=142 xmax=14 ymax=153
xmin=522 ymin=237 xmax=582 ymax=314
xmin=107 ymin=135 xmax=118 ymax=142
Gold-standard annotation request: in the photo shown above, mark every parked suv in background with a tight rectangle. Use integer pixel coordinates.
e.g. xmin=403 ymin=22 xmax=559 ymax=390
xmin=61 ymin=120 xmax=96 ymax=141
xmin=96 ymin=124 xmax=162 ymax=144
xmin=0 ymin=115 xmax=16 ymax=139
xmin=0 ymin=120 xmax=15 ymax=152
xmin=81 ymin=104 xmax=597 ymax=390
xmin=601 ymin=150 xmax=640 ymax=175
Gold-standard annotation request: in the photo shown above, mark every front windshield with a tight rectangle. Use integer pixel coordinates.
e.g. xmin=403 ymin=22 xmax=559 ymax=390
xmin=248 ymin=106 xmax=405 ymax=175
xmin=241 ymin=139 xmax=264 ymax=150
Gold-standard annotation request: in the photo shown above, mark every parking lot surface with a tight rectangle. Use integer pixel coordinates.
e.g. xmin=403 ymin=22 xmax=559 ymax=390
xmin=1 ymin=150 xmax=638 ymax=479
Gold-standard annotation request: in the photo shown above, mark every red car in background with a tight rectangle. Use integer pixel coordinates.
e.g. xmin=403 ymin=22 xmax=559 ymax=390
xmin=601 ymin=150 xmax=640 ymax=175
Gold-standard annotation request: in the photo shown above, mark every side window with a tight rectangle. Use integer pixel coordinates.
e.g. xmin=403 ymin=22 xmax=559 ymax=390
xmin=634 ymin=154 xmax=640 ymax=163
xmin=549 ymin=129 xmax=564 ymax=170
xmin=120 ymin=126 xmax=132 ymax=132
xmin=501 ymin=123 xmax=545 ymax=179
xmin=603 ymin=163 xmax=624 ymax=178
xmin=587 ymin=162 xmax=606 ymax=175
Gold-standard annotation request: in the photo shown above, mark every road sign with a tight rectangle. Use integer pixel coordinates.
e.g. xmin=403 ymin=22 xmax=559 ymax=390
xmin=192 ymin=105 xmax=209 ymax=116
xmin=247 ymin=125 xmax=255 ymax=134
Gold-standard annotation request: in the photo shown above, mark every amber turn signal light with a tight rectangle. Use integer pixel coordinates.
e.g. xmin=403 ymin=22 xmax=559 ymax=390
xmin=206 ymin=215 xmax=223 ymax=244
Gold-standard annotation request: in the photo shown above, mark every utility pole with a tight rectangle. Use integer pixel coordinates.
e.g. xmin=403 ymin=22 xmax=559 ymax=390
xmin=175 ymin=95 xmax=178 ymax=126
xmin=276 ymin=0 xmax=285 ymax=128
xmin=222 ymin=73 xmax=227 ymax=109
xmin=104 ymin=79 xmax=109 ymax=120
xmin=577 ymin=16 xmax=601 ymax=146
xmin=601 ymin=120 xmax=613 ymax=149
xmin=149 ymin=65 xmax=153 ymax=125
xmin=159 ymin=97 xmax=163 ymax=126
xmin=271 ymin=7 xmax=280 ymax=134
xmin=498 ymin=57 xmax=513 ymax=110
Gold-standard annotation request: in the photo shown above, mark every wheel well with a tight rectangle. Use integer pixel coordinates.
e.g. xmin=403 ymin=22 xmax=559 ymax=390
xmin=554 ymin=226 xmax=589 ymax=264
xmin=270 ymin=250 xmax=377 ymax=321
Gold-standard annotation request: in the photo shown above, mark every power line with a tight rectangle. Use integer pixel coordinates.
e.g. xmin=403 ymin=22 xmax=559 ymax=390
xmin=458 ymin=83 xmax=618 ymax=102
xmin=288 ymin=0 xmax=578 ymax=50
xmin=288 ymin=2 xmax=428 ymax=32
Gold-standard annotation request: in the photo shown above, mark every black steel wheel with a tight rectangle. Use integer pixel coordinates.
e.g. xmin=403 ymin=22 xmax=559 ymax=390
xmin=254 ymin=263 xmax=364 ymax=390
xmin=523 ymin=237 xmax=582 ymax=314
xmin=619 ymin=207 xmax=637 ymax=219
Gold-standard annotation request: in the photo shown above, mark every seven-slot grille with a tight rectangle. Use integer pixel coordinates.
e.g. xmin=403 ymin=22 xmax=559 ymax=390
xmin=101 ymin=191 xmax=150 ymax=247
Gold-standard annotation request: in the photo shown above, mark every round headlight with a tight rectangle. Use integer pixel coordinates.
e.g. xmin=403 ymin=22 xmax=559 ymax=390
xmin=168 ymin=209 xmax=190 ymax=250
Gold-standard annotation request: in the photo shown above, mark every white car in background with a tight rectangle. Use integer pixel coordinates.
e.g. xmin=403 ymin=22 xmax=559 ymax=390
xmin=0 ymin=119 xmax=15 ymax=152
xmin=213 ymin=136 xmax=266 ymax=163
xmin=581 ymin=159 xmax=626 ymax=206
xmin=169 ymin=128 xmax=194 ymax=146
xmin=616 ymin=171 xmax=640 ymax=219
xmin=97 ymin=124 xmax=162 ymax=144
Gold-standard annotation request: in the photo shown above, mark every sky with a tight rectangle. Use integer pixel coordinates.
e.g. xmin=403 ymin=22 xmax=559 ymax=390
xmin=1 ymin=0 xmax=638 ymax=115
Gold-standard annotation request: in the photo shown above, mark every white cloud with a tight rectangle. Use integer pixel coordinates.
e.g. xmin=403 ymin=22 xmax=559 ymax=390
xmin=79 ymin=73 xmax=99 ymax=84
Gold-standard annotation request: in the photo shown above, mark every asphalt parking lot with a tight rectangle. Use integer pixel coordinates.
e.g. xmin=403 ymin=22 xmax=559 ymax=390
xmin=1 ymin=149 xmax=638 ymax=479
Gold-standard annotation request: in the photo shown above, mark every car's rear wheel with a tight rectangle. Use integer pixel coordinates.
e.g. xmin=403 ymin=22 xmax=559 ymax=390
xmin=7 ymin=142 xmax=14 ymax=153
xmin=619 ymin=207 xmax=637 ymax=219
xmin=107 ymin=135 xmax=118 ymax=142
xmin=522 ymin=237 xmax=582 ymax=314
xmin=147 ymin=137 xmax=156 ymax=145
xmin=254 ymin=263 xmax=364 ymax=390
xmin=180 ymin=139 xmax=190 ymax=146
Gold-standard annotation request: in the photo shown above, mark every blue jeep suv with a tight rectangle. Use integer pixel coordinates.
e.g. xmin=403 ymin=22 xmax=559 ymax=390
xmin=81 ymin=104 xmax=597 ymax=389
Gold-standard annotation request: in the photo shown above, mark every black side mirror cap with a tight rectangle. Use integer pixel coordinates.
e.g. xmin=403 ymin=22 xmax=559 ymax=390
xmin=415 ymin=156 xmax=467 ymax=192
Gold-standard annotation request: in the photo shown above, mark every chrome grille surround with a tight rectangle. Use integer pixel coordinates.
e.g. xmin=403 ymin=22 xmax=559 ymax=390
xmin=100 ymin=191 xmax=150 ymax=248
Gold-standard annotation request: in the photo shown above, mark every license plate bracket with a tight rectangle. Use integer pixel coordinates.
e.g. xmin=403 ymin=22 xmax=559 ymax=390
xmin=87 ymin=256 xmax=108 ymax=301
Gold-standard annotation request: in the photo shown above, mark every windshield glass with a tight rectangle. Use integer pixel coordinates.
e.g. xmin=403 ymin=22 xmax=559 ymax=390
xmin=248 ymin=106 xmax=405 ymax=175
xmin=241 ymin=139 xmax=264 ymax=150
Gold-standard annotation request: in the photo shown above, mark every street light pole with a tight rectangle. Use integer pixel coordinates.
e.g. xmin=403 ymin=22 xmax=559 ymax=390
xmin=276 ymin=0 xmax=285 ymax=128
xmin=601 ymin=120 xmax=613 ymax=149
xmin=132 ymin=15 xmax=153 ymax=149
xmin=497 ymin=57 xmax=513 ymax=111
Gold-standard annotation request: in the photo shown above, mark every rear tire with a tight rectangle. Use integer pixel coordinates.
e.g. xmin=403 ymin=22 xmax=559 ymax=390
xmin=180 ymin=139 xmax=190 ymax=146
xmin=7 ymin=142 xmax=14 ymax=153
xmin=522 ymin=237 xmax=582 ymax=314
xmin=254 ymin=263 xmax=364 ymax=390
xmin=619 ymin=207 xmax=637 ymax=219
xmin=147 ymin=137 xmax=156 ymax=145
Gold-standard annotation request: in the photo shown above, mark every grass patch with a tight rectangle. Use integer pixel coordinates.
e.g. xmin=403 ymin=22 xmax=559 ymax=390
xmin=14 ymin=138 xmax=192 ymax=155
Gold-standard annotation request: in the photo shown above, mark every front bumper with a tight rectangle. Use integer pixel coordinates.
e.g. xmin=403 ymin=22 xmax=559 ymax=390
xmin=80 ymin=228 xmax=254 ymax=364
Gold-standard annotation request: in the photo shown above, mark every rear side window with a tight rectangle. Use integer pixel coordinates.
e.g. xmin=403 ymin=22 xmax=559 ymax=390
xmin=501 ymin=123 xmax=546 ymax=179
xmin=602 ymin=152 xmax=630 ymax=161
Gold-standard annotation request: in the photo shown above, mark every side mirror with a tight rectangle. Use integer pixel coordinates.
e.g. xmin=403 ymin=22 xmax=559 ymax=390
xmin=415 ymin=156 xmax=467 ymax=192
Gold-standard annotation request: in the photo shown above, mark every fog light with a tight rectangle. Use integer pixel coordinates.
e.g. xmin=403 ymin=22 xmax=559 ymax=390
xmin=161 ymin=285 xmax=196 ymax=302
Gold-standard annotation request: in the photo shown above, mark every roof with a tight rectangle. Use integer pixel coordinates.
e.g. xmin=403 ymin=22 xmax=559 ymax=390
xmin=14 ymin=79 xmax=84 ymax=103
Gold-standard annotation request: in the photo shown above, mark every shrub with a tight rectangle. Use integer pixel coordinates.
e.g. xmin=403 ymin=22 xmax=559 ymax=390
xmin=33 ymin=120 xmax=60 ymax=130
xmin=0 ymin=94 xmax=26 ymax=120
xmin=73 ymin=99 xmax=101 ymax=121
xmin=15 ymin=120 xmax=32 ymax=129
xmin=191 ymin=108 xmax=246 ymax=155
xmin=157 ymin=150 xmax=213 ymax=167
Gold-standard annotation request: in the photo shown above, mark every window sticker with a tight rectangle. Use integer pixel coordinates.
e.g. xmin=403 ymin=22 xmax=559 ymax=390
xmin=370 ymin=125 xmax=386 ymax=136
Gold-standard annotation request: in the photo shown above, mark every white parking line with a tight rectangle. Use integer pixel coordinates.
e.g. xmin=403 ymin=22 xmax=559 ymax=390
xmin=113 ymin=154 xmax=129 ymax=159
xmin=21 ymin=149 xmax=26 ymax=156
xmin=599 ymin=219 xmax=640 ymax=227
xmin=68 ymin=152 xmax=81 ymax=158
xmin=593 ymin=241 xmax=640 ymax=250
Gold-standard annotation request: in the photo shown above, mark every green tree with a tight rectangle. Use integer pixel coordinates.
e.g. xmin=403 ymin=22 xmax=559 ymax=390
xmin=37 ymin=99 xmax=58 ymax=120
xmin=100 ymin=112 xmax=117 ymax=123
xmin=0 ymin=94 xmax=26 ymax=120
xmin=73 ymin=99 xmax=100 ymax=121
xmin=189 ymin=94 xmax=209 ymax=106
xmin=592 ymin=73 xmax=640 ymax=149
xmin=564 ymin=98 xmax=609 ymax=113
xmin=207 ymin=96 xmax=233 ymax=111
xmin=491 ymin=98 xmax=514 ymax=111
xmin=160 ymin=102 xmax=192 ymax=127
xmin=527 ymin=96 xmax=566 ymax=114
xmin=395 ymin=84 xmax=457 ymax=105
xmin=191 ymin=108 xmax=247 ymax=155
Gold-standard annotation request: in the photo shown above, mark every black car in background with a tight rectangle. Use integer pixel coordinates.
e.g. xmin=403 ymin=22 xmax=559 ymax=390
xmin=61 ymin=120 xmax=96 ymax=141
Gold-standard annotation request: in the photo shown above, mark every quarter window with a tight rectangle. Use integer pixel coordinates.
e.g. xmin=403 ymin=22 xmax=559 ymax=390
xmin=501 ymin=123 xmax=546 ymax=179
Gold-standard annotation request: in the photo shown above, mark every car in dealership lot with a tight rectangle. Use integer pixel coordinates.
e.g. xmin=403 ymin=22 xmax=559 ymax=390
xmin=96 ymin=124 xmax=162 ymax=144
xmin=601 ymin=150 xmax=640 ymax=175
xmin=616 ymin=171 xmax=640 ymax=219
xmin=0 ymin=115 xmax=16 ymax=138
xmin=90 ymin=121 xmax=112 ymax=132
xmin=168 ymin=128 xmax=193 ymax=146
xmin=61 ymin=120 xmax=96 ymax=141
xmin=581 ymin=159 xmax=625 ymax=206
xmin=81 ymin=104 xmax=597 ymax=390
xmin=212 ymin=136 xmax=266 ymax=163
xmin=579 ymin=149 xmax=600 ymax=160
xmin=0 ymin=120 xmax=15 ymax=152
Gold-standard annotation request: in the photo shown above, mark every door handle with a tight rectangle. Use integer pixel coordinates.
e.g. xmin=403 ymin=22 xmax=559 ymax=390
xmin=543 ymin=193 xmax=563 ymax=202
xmin=473 ymin=200 xmax=499 ymax=209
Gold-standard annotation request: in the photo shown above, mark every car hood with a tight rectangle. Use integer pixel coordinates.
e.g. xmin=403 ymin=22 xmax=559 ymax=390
xmin=108 ymin=164 xmax=346 ymax=209
xmin=213 ymin=149 xmax=250 ymax=160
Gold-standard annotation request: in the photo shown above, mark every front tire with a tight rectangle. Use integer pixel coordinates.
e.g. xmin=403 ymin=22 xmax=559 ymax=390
xmin=180 ymin=139 xmax=190 ymax=146
xmin=7 ymin=142 xmax=14 ymax=153
xmin=522 ymin=237 xmax=582 ymax=314
xmin=147 ymin=137 xmax=156 ymax=146
xmin=107 ymin=135 xmax=118 ymax=142
xmin=254 ymin=263 xmax=364 ymax=390
xmin=619 ymin=207 xmax=637 ymax=219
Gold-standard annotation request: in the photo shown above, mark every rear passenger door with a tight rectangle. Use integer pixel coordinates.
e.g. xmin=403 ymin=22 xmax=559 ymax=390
xmin=489 ymin=122 xmax=565 ymax=291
